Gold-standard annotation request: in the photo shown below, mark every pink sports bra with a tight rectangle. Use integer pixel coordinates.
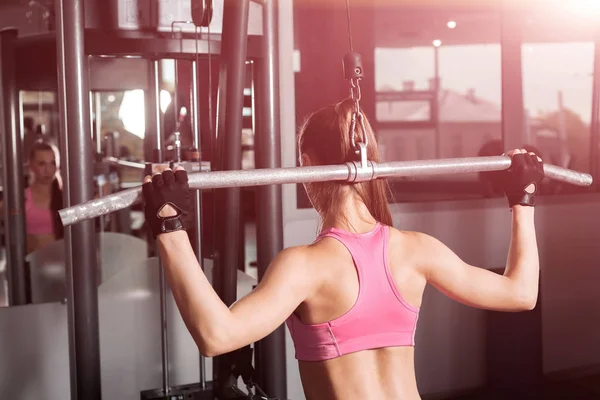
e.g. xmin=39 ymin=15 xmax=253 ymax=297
xmin=286 ymin=223 xmax=420 ymax=362
xmin=25 ymin=187 xmax=54 ymax=236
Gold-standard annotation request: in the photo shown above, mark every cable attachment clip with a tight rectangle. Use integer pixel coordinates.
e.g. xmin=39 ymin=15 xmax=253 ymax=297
xmin=343 ymin=51 xmax=364 ymax=81
xmin=343 ymin=51 xmax=368 ymax=159
xmin=343 ymin=51 xmax=364 ymax=111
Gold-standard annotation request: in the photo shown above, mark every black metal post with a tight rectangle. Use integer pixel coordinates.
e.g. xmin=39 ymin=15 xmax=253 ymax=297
xmin=213 ymin=0 xmax=249 ymax=392
xmin=150 ymin=59 xmax=170 ymax=395
xmin=214 ymin=0 xmax=249 ymax=320
xmin=0 ymin=28 xmax=27 ymax=306
xmin=590 ymin=40 xmax=600 ymax=185
xmin=253 ymin=0 xmax=286 ymax=397
xmin=57 ymin=0 xmax=101 ymax=398
xmin=190 ymin=59 xmax=207 ymax=389
xmin=54 ymin=0 xmax=77 ymax=395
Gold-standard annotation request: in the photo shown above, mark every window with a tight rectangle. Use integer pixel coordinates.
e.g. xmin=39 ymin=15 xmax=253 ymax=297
xmin=376 ymin=45 xmax=502 ymax=156
xmin=416 ymin=136 xmax=428 ymax=160
xmin=374 ymin=10 xmax=502 ymax=202
xmin=393 ymin=137 xmax=406 ymax=161
xmin=451 ymin=134 xmax=463 ymax=158
xmin=522 ymin=42 xmax=594 ymax=193
xmin=375 ymin=47 xmax=435 ymax=92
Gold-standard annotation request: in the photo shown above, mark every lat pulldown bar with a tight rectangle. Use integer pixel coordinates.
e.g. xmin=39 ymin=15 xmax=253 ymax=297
xmin=58 ymin=156 xmax=593 ymax=227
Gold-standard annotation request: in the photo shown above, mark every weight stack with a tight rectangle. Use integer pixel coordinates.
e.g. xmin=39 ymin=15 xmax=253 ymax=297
xmin=140 ymin=382 xmax=214 ymax=400
xmin=140 ymin=381 xmax=256 ymax=400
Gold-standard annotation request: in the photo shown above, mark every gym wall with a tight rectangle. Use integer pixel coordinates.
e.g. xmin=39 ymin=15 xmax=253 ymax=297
xmin=277 ymin=1 xmax=600 ymax=398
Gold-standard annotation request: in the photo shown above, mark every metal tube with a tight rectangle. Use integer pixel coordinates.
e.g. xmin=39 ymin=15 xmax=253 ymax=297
xmin=103 ymin=157 xmax=146 ymax=170
xmin=58 ymin=156 xmax=593 ymax=227
xmin=0 ymin=40 xmax=8 ymax=307
xmin=152 ymin=60 xmax=170 ymax=395
xmin=174 ymin=59 xmax=180 ymax=132
xmin=190 ymin=59 xmax=206 ymax=389
xmin=91 ymin=92 xmax=106 ymax=233
xmin=190 ymin=62 xmax=203 ymax=261
xmin=213 ymin=0 xmax=250 ymax=392
xmin=153 ymin=60 xmax=164 ymax=162
xmin=144 ymin=61 xmax=156 ymax=162
xmin=95 ymin=92 xmax=102 ymax=155
xmin=104 ymin=132 xmax=119 ymax=232
xmin=0 ymin=28 xmax=27 ymax=305
xmin=58 ymin=0 xmax=102 ymax=398
xmin=89 ymin=92 xmax=94 ymax=148
xmin=54 ymin=0 xmax=77 ymax=395
xmin=159 ymin=265 xmax=169 ymax=393
xmin=214 ymin=0 xmax=250 ymax=306
xmin=253 ymin=0 xmax=286 ymax=397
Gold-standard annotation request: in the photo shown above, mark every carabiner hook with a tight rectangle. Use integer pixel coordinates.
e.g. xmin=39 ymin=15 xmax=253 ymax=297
xmin=350 ymin=110 xmax=368 ymax=155
xmin=350 ymin=111 xmax=358 ymax=149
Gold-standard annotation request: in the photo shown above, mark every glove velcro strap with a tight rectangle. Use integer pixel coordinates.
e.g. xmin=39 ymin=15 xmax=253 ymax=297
xmin=159 ymin=216 xmax=185 ymax=235
xmin=507 ymin=192 xmax=536 ymax=208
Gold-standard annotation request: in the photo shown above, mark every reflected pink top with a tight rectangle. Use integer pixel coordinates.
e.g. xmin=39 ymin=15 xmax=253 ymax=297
xmin=25 ymin=187 xmax=54 ymax=235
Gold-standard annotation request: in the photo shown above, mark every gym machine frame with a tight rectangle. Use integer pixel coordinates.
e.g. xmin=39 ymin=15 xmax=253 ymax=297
xmin=0 ymin=0 xmax=285 ymax=399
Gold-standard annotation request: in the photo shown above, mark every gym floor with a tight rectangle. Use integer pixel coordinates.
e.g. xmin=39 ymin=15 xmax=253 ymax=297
xmin=421 ymin=372 xmax=600 ymax=399
xmin=443 ymin=379 xmax=600 ymax=399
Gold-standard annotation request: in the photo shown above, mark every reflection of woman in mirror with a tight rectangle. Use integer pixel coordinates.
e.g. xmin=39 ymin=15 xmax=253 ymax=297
xmin=0 ymin=141 xmax=64 ymax=254
xmin=24 ymin=141 xmax=64 ymax=253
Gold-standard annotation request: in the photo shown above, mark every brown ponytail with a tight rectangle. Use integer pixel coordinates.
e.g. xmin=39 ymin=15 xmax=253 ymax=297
xmin=298 ymin=99 xmax=392 ymax=226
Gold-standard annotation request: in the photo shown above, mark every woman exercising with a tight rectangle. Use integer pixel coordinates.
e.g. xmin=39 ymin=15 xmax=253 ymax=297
xmin=142 ymin=98 xmax=544 ymax=400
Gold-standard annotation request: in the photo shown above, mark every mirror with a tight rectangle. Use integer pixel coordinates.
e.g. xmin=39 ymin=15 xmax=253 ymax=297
xmin=1 ymin=84 xmax=153 ymax=307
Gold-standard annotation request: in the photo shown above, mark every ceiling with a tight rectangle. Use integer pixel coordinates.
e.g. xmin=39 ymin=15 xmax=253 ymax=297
xmin=374 ymin=2 xmax=600 ymax=47
xmin=2 ymin=0 xmax=598 ymax=46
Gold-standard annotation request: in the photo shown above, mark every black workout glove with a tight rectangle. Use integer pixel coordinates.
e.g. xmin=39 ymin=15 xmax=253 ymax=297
xmin=142 ymin=169 xmax=191 ymax=238
xmin=501 ymin=153 xmax=544 ymax=208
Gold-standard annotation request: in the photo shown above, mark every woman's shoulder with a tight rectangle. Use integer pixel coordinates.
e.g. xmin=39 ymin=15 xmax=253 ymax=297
xmin=272 ymin=245 xmax=311 ymax=265
xmin=266 ymin=245 xmax=325 ymax=283
xmin=275 ymin=240 xmax=340 ymax=269
xmin=387 ymin=226 xmax=440 ymax=252
xmin=388 ymin=225 xmax=417 ymax=239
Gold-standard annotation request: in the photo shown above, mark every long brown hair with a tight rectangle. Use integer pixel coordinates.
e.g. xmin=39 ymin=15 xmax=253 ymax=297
xmin=298 ymin=98 xmax=393 ymax=226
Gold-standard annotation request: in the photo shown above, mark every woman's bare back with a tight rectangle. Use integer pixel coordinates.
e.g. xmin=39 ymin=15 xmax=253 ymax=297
xmin=293 ymin=225 xmax=426 ymax=399
xmin=299 ymin=347 xmax=419 ymax=400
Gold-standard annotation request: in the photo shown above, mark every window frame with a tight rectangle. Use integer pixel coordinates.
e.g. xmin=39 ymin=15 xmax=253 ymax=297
xmin=371 ymin=10 xmax=600 ymax=207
